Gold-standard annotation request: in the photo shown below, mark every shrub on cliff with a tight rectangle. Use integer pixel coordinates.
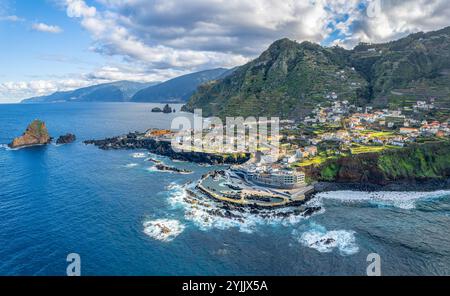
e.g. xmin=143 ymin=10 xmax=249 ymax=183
xmin=317 ymin=141 xmax=450 ymax=183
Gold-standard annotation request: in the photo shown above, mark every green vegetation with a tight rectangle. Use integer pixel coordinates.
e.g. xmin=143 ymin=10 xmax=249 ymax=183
xmin=378 ymin=141 xmax=450 ymax=179
xmin=184 ymin=39 xmax=368 ymax=119
xmin=315 ymin=141 xmax=450 ymax=183
xmin=350 ymin=144 xmax=399 ymax=155
xmin=350 ymin=145 xmax=386 ymax=154
xmin=320 ymin=163 xmax=340 ymax=181
xmin=184 ymin=27 xmax=450 ymax=120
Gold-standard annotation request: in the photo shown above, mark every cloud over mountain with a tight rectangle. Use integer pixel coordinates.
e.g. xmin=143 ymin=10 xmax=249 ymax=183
xmin=2 ymin=0 xmax=450 ymax=103
xmin=63 ymin=0 xmax=450 ymax=67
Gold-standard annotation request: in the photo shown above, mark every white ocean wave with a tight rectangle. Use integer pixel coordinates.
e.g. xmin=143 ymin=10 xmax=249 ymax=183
xmin=145 ymin=153 xmax=165 ymax=162
xmin=0 ymin=144 xmax=13 ymax=151
xmin=315 ymin=190 xmax=450 ymax=209
xmin=124 ymin=163 xmax=139 ymax=168
xmin=166 ymin=182 xmax=321 ymax=234
xmin=145 ymin=166 xmax=159 ymax=173
xmin=143 ymin=219 xmax=185 ymax=242
xmin=0 ymin=143 xmax=23 ymax=151
xmin=294 ymin=223 xmax=359 ymax=256
xmin=131 ymin=152 xmax=147 ymax=158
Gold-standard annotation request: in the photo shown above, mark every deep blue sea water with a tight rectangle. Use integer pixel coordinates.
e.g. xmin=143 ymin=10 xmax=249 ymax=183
xmin=1 ymin=103 xmax=450 ymax=275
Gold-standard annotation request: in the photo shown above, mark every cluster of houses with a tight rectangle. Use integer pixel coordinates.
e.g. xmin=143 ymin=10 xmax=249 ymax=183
xmin=348 ymin=109 xmax=411 ymax=129
xmin=281 ymin=145 xmax=319 ymax=164
xmin=419 ymin=121 xmax=450 ymax=137
xmin=278 ymin=98 xmax=450 ymax=161
xmin=304 ymin=101 xmax=351 ymax=124
xmin=414 ymin=100 xmax=435 ymax=111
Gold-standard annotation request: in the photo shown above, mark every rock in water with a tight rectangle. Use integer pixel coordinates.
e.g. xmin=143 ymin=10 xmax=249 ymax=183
xmin=9 ymin=120 xmax=52 ymax=149
xmin=151 ymin=104 xmax=173 ymax=113
xmin=56 ymin=133 xmax=76 ymax=144
xmin=162 ymin=104 xmax=172 ymax=113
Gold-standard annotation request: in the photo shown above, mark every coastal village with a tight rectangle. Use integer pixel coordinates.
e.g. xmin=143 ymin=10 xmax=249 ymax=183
xmin=279 ymin=98 xmax=450 ymax=169
xmin=131 ymin=93 xmax=450 ymax=208
xmin=76 ymin=81 xmax=450 ymax=210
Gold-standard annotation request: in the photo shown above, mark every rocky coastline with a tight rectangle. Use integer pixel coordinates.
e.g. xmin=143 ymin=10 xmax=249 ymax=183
xmin=84 ymin=132 xmax=251 ymax=165
xmin=155 ymin=164 xmax=192 ymax=174
xmin=83 ymin=133 xmax=450 ymax=194
xmin=312 ymin=178 xmax=450 ymax=193
xmin=186 ymin=185 xmax=322 ymax=217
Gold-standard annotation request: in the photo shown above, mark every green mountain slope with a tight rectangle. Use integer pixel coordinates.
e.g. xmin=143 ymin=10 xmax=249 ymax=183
xmin=184 ymin=26 xmax=450 ymax=119
xmin=184 ymin=39 xmax=368 ymax=119
xmin=131 ymin=68 xmax=229 ymax=103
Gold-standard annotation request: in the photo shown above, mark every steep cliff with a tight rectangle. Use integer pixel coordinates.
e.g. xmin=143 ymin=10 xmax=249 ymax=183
xmin=314 ymin=141 xmax=450 ymax=184
xmin=9 ymin=120 xmax=52 ymax=148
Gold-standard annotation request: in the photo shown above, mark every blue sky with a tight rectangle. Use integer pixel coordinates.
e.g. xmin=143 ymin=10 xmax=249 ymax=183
xmin=1 ymin=1 xmax=100 ymax=79
xmin=1 ymin=0 xmax=450 ymax=103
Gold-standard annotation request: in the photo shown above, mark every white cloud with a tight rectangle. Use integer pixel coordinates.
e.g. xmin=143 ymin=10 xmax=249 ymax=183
xmin=32 ymin=22 xmax=63 ymax=33
xmin=333 ymin=0 xmax=450 ymax=48
xmin=86 ymin=65 xmax=184 ymax=82
xmin=0 ymin=15 xmax=24 ymax=22
xmin=0 ymin=64 xmax=185 ymax=103
xmin=88 ymin=0 xmax=450 ymax=52
xmin=65 ymin=0 xmax=249 ymax=70
xmin=3 ymin=0 xmax=450 ymax=103
xmin=0 ymin=79 xmax=87 ymax=102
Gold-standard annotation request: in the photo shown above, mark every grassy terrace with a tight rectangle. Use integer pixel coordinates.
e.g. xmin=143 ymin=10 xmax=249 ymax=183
xmin=354 ymin=130 xmax=395 ymax=138
xmin=292 ymin=153 xmax=339 ymax=167
xmin=350 ymin=144 xmax=400 ymax=154
xmin=293 ymin=143 xmax=401 ymax=167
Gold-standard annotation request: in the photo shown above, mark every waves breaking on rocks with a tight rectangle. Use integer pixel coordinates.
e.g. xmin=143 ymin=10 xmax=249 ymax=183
xmin=293 ymin=222 xmax=359 ymax=255
xmin=131 ymin=152 xmax=147 ymax=159
xmin=0 ymin=144 xmax=17 ymax=151
xmin=166 ymin=182 xmax=323 ymax=234
xmin=315 ymin=190 xmax=450 ymax=209
xmin=143 ymin=219 xmax=185 ymax=242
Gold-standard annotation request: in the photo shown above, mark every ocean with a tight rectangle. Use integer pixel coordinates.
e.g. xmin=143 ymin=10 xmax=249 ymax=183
xmin=0 ymin=103 xmax=449 ymax=275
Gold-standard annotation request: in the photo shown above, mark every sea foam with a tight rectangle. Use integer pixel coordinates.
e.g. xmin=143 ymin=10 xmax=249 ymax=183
xmin=294 ymin=223 xmax=359 ymax=255
xmin=315 ymin=190 xmax=450 ymax=210
xmin=143 ymin=219 xmax=185 ymax=242
xmin=166 ymin=182 xmax=321 ymax=234
xmin=124 ymin=163 xmax=139 ymax=168
xmin=0 ymin=144 xmax=17 ymax=151
xmin=131 ymin=152 xmax=147 ymax=158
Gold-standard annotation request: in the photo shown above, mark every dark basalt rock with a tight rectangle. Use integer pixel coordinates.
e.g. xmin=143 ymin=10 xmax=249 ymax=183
xmin=155 ymin=164 xmax=192 ymax=174
xmin=56 ymin=133 xmax=76 ymax=145
xmin=322 ymin=238 xmax=336 ymax=245
xmin=84 ymin=132 xmax=251 ymax=165
xmin=147 ymin=158 xmax=161 ymax=164
xmin=162 ymin=104 xmax=172 ymax=113
xmin=302 ymin=206 xmax=322 ymax=217
xmin=151 ymin=104 xmax=174 ymax=114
